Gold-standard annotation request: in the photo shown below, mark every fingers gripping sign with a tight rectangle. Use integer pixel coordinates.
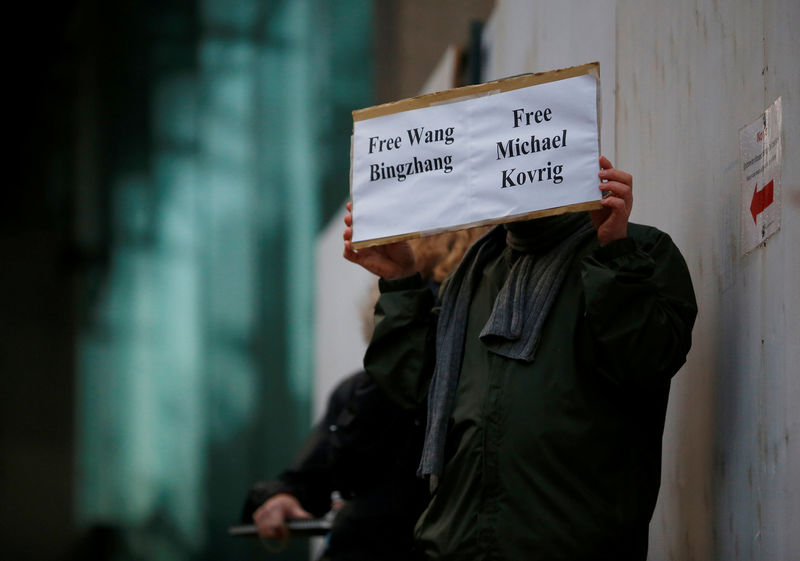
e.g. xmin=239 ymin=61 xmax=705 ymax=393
xmin=590 ymin=156 xmax=633 ymax=245
xmin=343 ymin=201 xmax=418 ymax=280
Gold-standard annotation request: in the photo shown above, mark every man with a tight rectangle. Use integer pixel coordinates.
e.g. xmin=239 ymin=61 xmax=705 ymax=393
xmin=242 ymin=371 xmax=428 ymax=561
xmin=342 ymin=156 xmax=697 ymax=560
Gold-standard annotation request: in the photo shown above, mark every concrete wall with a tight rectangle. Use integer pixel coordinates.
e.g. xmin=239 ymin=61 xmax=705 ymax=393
xmin=484 ymin=1 xmax=800 ymax=559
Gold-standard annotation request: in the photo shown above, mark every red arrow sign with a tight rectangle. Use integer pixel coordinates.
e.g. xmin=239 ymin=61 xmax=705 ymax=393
xmin=750 ymin=179 xmax=774 ymax=224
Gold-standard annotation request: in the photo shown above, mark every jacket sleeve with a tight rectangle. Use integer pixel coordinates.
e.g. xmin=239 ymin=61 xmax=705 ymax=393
xmin=579 ymin=227 xmax=698 ymax=387
xmin=240 ymin=375 xmax=364 ymax=521
xmin=362 ymin=273 xmax=437 ymax=410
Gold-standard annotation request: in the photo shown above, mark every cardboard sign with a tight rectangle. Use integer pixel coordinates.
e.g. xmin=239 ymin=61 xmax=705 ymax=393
xmin=740 ymin=97 xmax=782 ymax=254
xmin=350 ymin=62 xmax=602 ymax=248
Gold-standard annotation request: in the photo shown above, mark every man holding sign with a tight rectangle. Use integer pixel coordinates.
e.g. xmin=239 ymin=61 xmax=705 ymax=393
xmin=342 ymin=154 xmax=697 ymax=560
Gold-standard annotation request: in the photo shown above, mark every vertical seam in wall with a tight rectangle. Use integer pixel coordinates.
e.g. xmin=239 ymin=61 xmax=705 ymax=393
xmin=762 ymin=0 xmax=769 ymax=105
xmin=613 ymin=0 xmax=619 ymax=163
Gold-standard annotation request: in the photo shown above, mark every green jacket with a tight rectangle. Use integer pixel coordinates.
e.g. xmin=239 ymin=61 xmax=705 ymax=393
xmin=363 ymin=224 xmax=697 ymax=561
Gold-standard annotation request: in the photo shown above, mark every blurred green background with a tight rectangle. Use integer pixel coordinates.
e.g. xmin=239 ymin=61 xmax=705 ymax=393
xmin=4 ymin=0 xmax=372 ymax=559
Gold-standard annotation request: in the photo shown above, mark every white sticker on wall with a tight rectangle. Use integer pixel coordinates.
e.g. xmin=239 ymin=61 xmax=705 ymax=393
xmin=740 ymin=97 xmax=782 ymax=254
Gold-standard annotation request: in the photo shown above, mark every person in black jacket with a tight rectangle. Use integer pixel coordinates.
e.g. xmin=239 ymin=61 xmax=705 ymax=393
xmin=242 ymin=370 xmax=427 ymax=561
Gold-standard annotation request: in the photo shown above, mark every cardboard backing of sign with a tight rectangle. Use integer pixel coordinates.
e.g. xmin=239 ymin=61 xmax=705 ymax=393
xmin=350 ymin=62 xmax=602 ymax=249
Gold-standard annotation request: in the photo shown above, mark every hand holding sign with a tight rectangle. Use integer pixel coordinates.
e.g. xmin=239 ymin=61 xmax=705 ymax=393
xmin=591 ymin=156 xmax=633 ymax=245
xmin=343 ymin=202 xmax=417 ymax=279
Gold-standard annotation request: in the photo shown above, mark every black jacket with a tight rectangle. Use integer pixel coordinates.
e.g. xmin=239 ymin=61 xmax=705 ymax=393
xmin=364 ymin=225 xmax=697 ymax=560
xmin=242 ymin=371 xmax=429 ymax=561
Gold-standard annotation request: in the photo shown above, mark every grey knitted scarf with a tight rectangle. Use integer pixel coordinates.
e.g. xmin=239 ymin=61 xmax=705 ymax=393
xmin=418 ymin=213 xmax=594 ymax=490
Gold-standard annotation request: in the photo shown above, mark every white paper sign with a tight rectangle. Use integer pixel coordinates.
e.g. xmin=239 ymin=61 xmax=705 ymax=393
xmin=351 ymin=70 xmax=601 ymax=247
xmin=739 ymin=97 xmax=782 ymax=254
